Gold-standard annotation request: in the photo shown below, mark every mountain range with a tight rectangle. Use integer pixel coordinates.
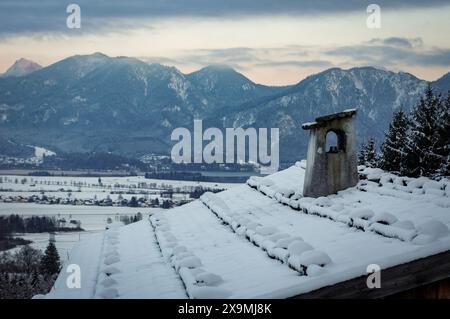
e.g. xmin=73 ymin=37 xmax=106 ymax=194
xmin=0 ymin=52 xmax=449 ymax=163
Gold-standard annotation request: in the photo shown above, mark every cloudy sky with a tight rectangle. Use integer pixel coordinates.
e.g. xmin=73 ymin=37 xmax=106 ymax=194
xmin=0 ymin=0 xmax=449 ymax=85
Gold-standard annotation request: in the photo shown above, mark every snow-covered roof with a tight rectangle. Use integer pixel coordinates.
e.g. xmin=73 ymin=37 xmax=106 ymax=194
xmin=46 ymin=163 xmax=450 ymax=299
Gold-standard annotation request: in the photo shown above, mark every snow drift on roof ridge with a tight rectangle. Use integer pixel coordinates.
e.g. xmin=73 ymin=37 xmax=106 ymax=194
xmin=246 ymin=164 xmax=450 ymax=245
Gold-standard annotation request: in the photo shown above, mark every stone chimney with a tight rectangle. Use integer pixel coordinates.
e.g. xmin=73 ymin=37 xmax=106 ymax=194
xmin=302 ymin=109 xmax=358 ymax=198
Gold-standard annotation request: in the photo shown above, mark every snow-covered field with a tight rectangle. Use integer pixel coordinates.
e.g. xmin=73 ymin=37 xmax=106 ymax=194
xmin=0 ymin=175 xmax=238 ymax=261
xmin=1 ymin=203 xmax=155 ymax=261
xmin=45 ymin=164 xmax=450 ymax=299
xmin=0 ymin=175 xmax=236 ymax=206
xmin=0 ymin=175 xmax=236 ymax=193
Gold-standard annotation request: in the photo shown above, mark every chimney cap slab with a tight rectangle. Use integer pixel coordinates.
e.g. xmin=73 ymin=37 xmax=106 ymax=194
xmin=302 ymin=108 xmax=357 ymax=130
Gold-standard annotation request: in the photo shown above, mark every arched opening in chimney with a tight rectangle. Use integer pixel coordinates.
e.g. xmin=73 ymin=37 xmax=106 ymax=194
xmin=326 ymin=130 xmax=346 ymax=153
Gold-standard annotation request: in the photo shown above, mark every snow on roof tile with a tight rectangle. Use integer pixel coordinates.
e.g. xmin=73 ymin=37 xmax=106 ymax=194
xmin=47 ymin=164 xmax=450 ymax=299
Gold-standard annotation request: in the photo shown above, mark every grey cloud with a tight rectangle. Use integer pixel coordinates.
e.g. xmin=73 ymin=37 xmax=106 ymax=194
xmin=255 ymin=60 xmax=333 ymax=68
xmin=0 ymin=0 xmax=449 ymax=36
xmin=196 ymin=47 xmax=257 ymax=59
xmin=141 ymin=46 xmax=333 ymax=71
xmin=138 ymin=56 xmax=181 ymax=65
xmin=326 ymin=38 xmax=450 ymax=67
xmin=178 ymin=47 xmax=261 ymax=68
xmin=369 ymin=37 xmax=423 ymax=49
xmin=412 ymin=48 xmax=450 ymax=66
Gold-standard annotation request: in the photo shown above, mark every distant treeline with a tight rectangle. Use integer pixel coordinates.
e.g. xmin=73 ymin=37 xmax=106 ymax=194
xmin=42 ymin=152 xmax=145 ymax=171
xmin=0 ymin=215 xmax=57 ymax=251
xmin=119 ymin=212 xmax=143 ymax=225
xmin=1 ymin=215 xmax=58 ymax=236
xmin=27 ymin=171 xmax=52 ymax=176
xmin=0 ymin=214 xmax=83 ymax=239
xmin=188 ymin=186 xmax=224 ymax=199
xmin=145 ymin=171 xmax=248 ymax=183
xmin=146 ymin=171 xmax=207 ymax=181
xmin=171 ymin=162 xmax=257 ymax=172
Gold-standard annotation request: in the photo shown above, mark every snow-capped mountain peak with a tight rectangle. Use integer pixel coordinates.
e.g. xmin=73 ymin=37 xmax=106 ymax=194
xmin=2 ymin=58 xmax=42 ymax=77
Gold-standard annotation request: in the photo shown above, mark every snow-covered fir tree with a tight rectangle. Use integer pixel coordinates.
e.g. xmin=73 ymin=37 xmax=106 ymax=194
xmin=40 ymin=242 xmax=60 ymax=275
xmin=435 ymin=92 xmax=450 ymax=177
xmin=404 ymin=85 xmax=443 ymax=177
xmin=358 ymin=142 xmax=367 ymax=166
xmin=380 ymin=108 xmax=410 ymax=174
xmin=358 ymin=138 xmax=378 ymax=168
